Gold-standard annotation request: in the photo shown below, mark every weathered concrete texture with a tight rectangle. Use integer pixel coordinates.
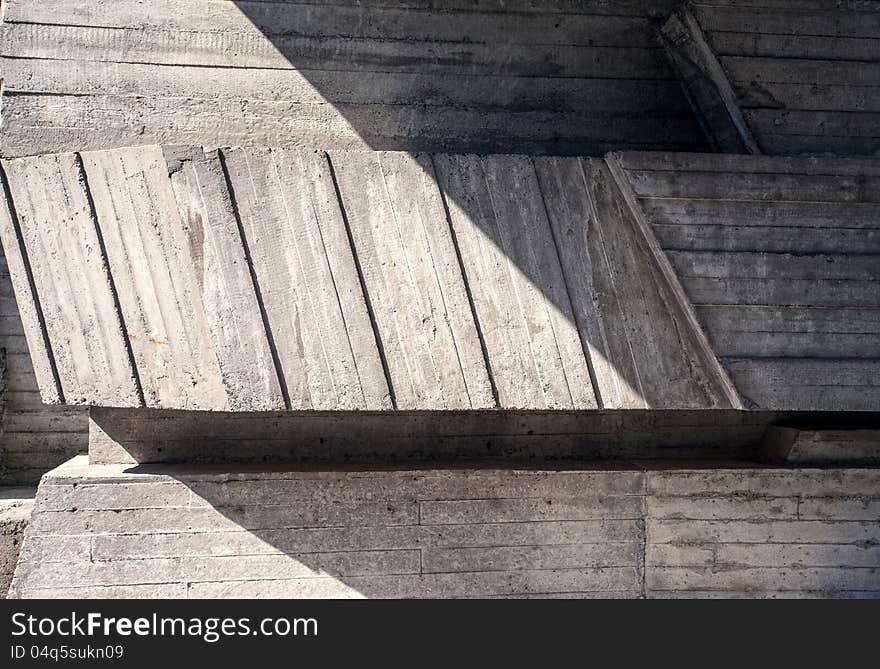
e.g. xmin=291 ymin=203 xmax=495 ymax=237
xmin=614 ymin=152 xmax=880 ymax=411
xmin=646 ymin=469 xmax=880 ymax=598
xmin=663 ymin=2 xmax=880 ymax=156
xmin=81 ymin=146 xmax=230 ymax=411
xmin=86 ymin=407 xmax=786 ymax=466
xmin=762 ymin=427 xmax=880 ymax=466
xmin=0 ymin=182 xmax=88 ymax=484
xmin=331 ymin=152 xmax=493 ymax=410
xmin=166 ymin=146 xmax=286 ymax=411
xmin=222 ymin=148 xmax=391 ymax=410
xmin=435 ymin=154 xmax=596 ymax=409
xmin=10 ymin=457 xmax=880 ymax=599
xmin=659 ymin=7 xmax=760 ymax=154
xmin=0 ymin=146 xmax=737 ymax=412
xmin=1 ymin=487 xmax=35 ymax=597
xmin=0 ymin=0 xmax=705 ymax=157
xmin=0 ymin=153 xmax=141 ymax=406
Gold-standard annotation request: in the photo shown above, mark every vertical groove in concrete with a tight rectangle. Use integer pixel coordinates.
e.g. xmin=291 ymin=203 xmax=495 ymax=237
xmin=431 ymin=154 xmax=500 ymax=409
xmin=216 ymin=148 xmax=291 ymax=411
xmin=164 ymin=146 xmax=285 ymax=411
xmin=325 ymin=151 xmax=398 ymax=410
xmin=531 ymin=155 xmax=604 ymax=410
xmin=604 ymin=153 xmax=743 ymax=409
xmin=329 ymin=150 xmax=493 ymax=410
xmin=481 ymin=155 xmax=589 ymax=409
xmin=221 ymin=147 xmax=390 ymax=410
xmin=74 ymin=152 xmax=146 ymax=408
xmin=434 ymin=153 xmax=598 ymax=410
xmin=576 ymin=157 xmax=647 ymax=408
xmin=1 ymin=152 xmax=141 ymax=407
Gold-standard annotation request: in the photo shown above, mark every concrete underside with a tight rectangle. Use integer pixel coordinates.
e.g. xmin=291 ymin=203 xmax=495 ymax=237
xmin=10 ymin=456 xmax=880 ymax=599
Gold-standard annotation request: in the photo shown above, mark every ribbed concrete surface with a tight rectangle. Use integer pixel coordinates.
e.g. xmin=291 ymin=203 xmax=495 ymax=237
xmin=9 ymin=457 xmax=880 ymax=599
xmin=613 ymin=152 xmax=880 ymax=410
xmin=5 ymin=147 xmax=880 ymax=412
xmin=0 ymin=226 xmax=87 ymax=485
xmin=0 ymin=146 xmax=739 ymax=412
xmin=0 ymin=0 xmax=703 ymax=157
xmin=662 ymin=2 xmax=880 ymax=156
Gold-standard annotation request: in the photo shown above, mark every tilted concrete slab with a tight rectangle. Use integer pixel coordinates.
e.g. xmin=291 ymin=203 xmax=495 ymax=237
xmin=0 ymin=146 xmax=743 ymax=412
xmin=2 ymin=147 xmax=877 ymax=412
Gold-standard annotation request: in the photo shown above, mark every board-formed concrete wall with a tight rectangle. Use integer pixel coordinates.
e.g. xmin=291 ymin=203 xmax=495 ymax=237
xmin=0 ymin=0 xmax=705 ymax=157
xmin=662 ymin=2 xmax=880 ymax=156
xmin=0 ymin=243 xmax=87 ymax=485
xmin=10 ymin=457 xmax=880 ymax=598
xmin=612 ymin=152 xmax=880 ymax=411
xmin=0 ymin=146 xmax=739 ymax=413
xmin=5 ymin=146 xmax=880 ymax=414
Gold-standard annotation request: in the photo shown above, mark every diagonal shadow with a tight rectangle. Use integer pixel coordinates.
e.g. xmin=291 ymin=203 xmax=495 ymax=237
xmin=229 ymin=1 xmax=705 ymax=156
xmin=119 ymin=3 xmax=731 ymax=599
xmin=218 ymin=2 xmax=713 ymax=411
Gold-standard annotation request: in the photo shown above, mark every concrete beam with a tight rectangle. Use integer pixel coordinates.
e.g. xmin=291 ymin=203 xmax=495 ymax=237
xmin=660 ymin=7 xmax=760 ymax=154
xmin=85 ymin=406 xmax=781 ymax=466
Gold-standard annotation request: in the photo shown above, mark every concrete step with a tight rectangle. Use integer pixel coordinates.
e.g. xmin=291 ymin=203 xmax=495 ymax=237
xmin=9 ymin=456 xmax=880 ymax=599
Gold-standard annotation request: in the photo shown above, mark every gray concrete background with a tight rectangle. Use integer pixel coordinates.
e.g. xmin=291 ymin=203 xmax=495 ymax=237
xmin=0 ymin=0 xmax=878 ymax=599
xmin=4 ymin=147 xmax=877 ymax=414
xmin=10 ymin=457 xmax=880 ymax=598
xmin=0 ymin=487 xmax=35 ymax=595
xmin=0 ymin=0 xmax=704 ymax=157
xmin=663 ymin=3 xmax=880 ymax=156
xmin=0 ymin=147 xmax=743 ymax=414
